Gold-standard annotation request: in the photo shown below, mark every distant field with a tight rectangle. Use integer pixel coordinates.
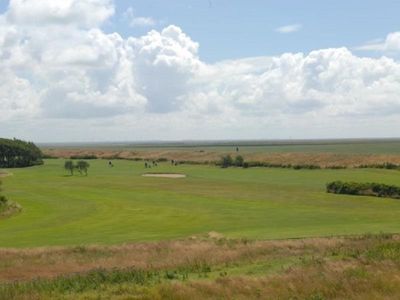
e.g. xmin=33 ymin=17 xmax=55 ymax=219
xmin=42 ymin=139 xmax=400 ymax=168
xmin=41 ymin=139 xmax=400 ymax=154
xmin=1 ymin=159 xmax=400 ymax=247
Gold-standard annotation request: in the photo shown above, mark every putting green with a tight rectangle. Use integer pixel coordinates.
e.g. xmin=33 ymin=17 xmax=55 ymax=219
xmin=1 ymin=159 xmax=400 ymax=248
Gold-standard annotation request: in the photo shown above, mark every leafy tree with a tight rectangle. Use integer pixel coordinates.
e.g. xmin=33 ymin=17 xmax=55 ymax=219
xmin=76 ymin=161 xmax=90 ymax=176
xmin=220 ymin=155 xmax=233 ymax=168
xmin=64 ymin=160 xmax=75 ymax=175
xmin=234 ymin=155 xmax=244 ymax=167
xmin=0 ymin=138 xmax=43 ymax=168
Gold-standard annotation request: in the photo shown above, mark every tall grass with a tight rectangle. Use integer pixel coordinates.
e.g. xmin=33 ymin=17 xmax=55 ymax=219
xmin=2 ymin=234 xmax=400 ymax=299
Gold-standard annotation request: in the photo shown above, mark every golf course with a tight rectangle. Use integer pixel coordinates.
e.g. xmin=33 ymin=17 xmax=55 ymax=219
xmin=2 ymin=143 xmax=400 ymax=299
xmin=1 ymin=158 xmax=400 ymax=248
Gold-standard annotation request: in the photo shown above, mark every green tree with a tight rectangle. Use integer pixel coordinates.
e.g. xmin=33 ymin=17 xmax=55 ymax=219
xmin=76 ymin=161 xmax=90 ymax=176
xmin=0 ymin=138 xmax=43 ymax=168
xmin=220 ymin=155 xmax=233 ymax=168
xmin=64 ymin=160 xmax=75 ymax=175
xmin=234 ymin=155 xmax=244 ymax=167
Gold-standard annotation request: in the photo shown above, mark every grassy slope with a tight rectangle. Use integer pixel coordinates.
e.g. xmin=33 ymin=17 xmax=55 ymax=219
xmin=1 ymin=159 xmax=400 ymax=247
xmin=1 ymin=234 xmax=400 ymax=299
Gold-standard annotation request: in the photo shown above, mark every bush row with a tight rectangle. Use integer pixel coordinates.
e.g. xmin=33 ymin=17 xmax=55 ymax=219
xmin=326 ymin=181 xmax=400 ymax=199
xmin=216 ymin=155 xmax=329 ymax=170
xmin=356 ymin=163 xmax=400 ymax=170
xmin=244 ymin=161 xmax=323 ymax=170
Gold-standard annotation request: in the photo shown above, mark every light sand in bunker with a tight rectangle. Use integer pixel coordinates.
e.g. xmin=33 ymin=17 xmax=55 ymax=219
xmin=142 ymin=173 xmax=186 ymax=178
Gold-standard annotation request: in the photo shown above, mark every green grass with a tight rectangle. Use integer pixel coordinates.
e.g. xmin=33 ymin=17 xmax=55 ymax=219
xmin=1 ymin=159 xmax=400 ymax=247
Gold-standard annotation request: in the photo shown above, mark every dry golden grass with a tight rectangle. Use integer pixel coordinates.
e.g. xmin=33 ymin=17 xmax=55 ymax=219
xmin=0 ymin=236 xmax=322 ymax=282
xmin=0 ymin=234 xmax=391 ymax=283
xmin=152 ymin=261 xmax=400 ymax=300
xmin=2 ymin=234 xmax=400 ymax=299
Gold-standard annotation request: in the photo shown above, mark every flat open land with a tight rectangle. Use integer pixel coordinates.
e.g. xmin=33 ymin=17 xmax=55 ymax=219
xmin=1 ymin=159 xmax=400 ymax=248
xmin=42 ymin=139 xmax=400 ymax=167
xmin=3 ymin=140 xmax=400 ymax=299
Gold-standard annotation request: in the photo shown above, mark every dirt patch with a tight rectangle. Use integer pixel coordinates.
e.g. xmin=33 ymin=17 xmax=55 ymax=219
xmin=207 ymin=231 xmax=225 ymax=239
xmin=0 ymin=171 xmax=11 ymax=178
xmin=142 ymin=173 xmax=186 ymax=178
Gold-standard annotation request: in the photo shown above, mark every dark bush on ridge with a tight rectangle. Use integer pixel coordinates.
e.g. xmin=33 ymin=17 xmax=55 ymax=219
xmin=357 ymin=163 xmax=400 ymax=170
xmin=234 ymin=155 xmax=244 ymax=167
xmin=244 ymin=161 xmax=321 ymax=170
xmin=292 ymin=164 xmax=321 ymax=170
xmin=326 ymin=165 xmax=347 ymax=169
xmin=156 ymin=158 xmax=168 ymax=162
xmin=0 ymin=138 xmax=43 ymax=168
xmin=219 ymin=155 xmax=233 ymax=168
xmin=326 ymin=181 xmax=400 ymax=199
xmin=41 ymin=154 xmax=57 ymax=159
xmin=130 ymin=157 xmax=143 ymax=161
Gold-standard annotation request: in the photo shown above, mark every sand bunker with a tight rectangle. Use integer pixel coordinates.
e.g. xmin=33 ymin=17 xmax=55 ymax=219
xmin=0 ymin=172 xmax=11 ymax=178
xmin=142 ymin=173 xmax=186 ymax=178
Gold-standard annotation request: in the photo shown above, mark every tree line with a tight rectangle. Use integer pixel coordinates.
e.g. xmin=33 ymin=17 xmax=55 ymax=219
xmin=0 ymin=138 xmax=43 ymax=168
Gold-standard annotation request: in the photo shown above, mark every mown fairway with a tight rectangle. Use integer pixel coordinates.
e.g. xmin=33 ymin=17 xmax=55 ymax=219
xmin=1 ymin=159 xmax=400 ymax=247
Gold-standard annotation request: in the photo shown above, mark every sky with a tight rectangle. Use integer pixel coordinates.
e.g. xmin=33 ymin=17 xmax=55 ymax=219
xmin=0 ymin=0 xmax=400 ymax=142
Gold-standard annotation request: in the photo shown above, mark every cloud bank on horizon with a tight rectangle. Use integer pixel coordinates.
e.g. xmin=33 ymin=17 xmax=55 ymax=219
xmin=1 ymin=0 xmax=400 ymax=142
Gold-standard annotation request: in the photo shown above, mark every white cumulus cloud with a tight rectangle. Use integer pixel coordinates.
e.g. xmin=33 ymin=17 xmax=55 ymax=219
xmin=6 ymin=0 xmax=115 ymax=28
xmin=124 ymin=7 xmax=156 ymax=28
xmin=356 ymin=31 xmax=400 ymax=54
xmin=275 ymin=24 xmax=302 ymax=34
xmin=0 ymin=1 xmax=400 ymax=141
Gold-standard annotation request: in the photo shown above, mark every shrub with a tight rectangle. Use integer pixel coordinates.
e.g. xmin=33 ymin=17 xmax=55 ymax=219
xmin=0 ymin=180 xmax=20 ymax=216
xmin=234 ymin=155 xmax=244 ymax=167
xmin=219 ymin=155 xmax=233 ymax=168
xmin=70 ymin=154 xmax=97 ymax=160
xmin=326 ymin=181 xmax=400 ymax=199
xmin=0 ymin=195 xmax=7 ymax=206
xmin=357 ymin=163 xmax=400 ymax=170
xmin=156 ymin=158 xmax=168 ymax=162
xmin=41 ymin=154 xmax=57 ymax=159
xmin=293 ymin=164 xmax=321 ymax=170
